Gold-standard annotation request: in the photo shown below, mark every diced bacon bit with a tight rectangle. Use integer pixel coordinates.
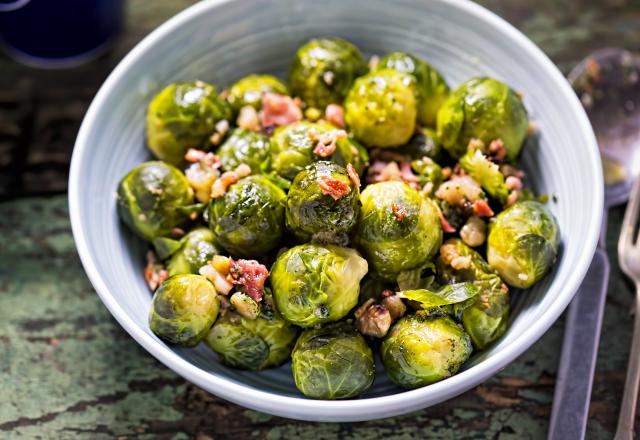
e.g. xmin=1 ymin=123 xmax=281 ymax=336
xmin=259 ymin=92 xmax=302 ymax=128
xmin=310 ymin=129 xmax=347 ymax=158
xmin=392 ymin=202 xmax=408 ymax=222
xmin=317 ymin=175 xmax=351 ymax=200
xmin=467 ymin=138 xmax=485 ymax=152
xmin=346 ymin=163 xmax=361 ymax=188
xmin=210 ymin=170 xmax=240 ymax=199
xmin=144 ymin=251 xmax=168 ymax=291
xmin=488 ymin=139 xmax=506 ymax=160
xmin=229 ymin=259 xmax=269 ymax=302
xmin=473 ymin=199 xmax=495 ymax=217
xmin=399 ymin=160 xmax=420 ymax=189
xmin=325 ymin=104 xmax=345 ymax=128
xmin=442 ymin=167 xmax=453 ymax=179
xmin=438 ymin=207 xmax=457 ymax=233
xmin=237 ymin=105 xmax=261 ymax=132
xmin=209 ymin=119 xmax=230 ymax=146
xmin=170 ymin=227 xmax=185 ymax=238
xmin=381 ymin=289 xmax=394 ymax=298
xmin=505 ymin=176 xmax=523 ymax=191
xmin=184 ymin=148 xmax=220 ymax=167
xmin=506 ymin=190 xmax=519 ymax=207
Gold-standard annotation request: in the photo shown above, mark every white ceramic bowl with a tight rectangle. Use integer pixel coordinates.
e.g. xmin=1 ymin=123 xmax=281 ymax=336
xmin=69 ymin=0 xmax=602 ymax=422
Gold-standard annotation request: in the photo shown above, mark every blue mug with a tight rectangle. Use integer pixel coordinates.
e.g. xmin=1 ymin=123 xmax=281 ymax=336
xmin=0 ymin=0 xmax=124 ymax=68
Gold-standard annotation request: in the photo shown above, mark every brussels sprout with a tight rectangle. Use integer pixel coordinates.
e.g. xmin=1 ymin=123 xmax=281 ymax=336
xmin=487 ymin=201 xmax=560 ymax=289
xmin=381 ymin=311 xmax=472 ymax=388
xmin=153 ymin=227 xmax=221 ymax=276
xmin=289 ymin=37 xmax=367 ymax=109
xmin=355 ymin=181 xmax=442 ymax=281
xmin=207 ymin=175 xmax=286 ymax=257
xmin=116 ymin=161 xmax=194 ymax=241
xmin=149 ymin=274 xmax=219 ymax=346
xmin=217 ymin=128 xmax=271 ymax=173
xmin=344 ymin=69 xmax=417 ymax=148
xmin=226 ymin=74 xmax=289 ymax=114
xmin=285 ymin=161 xmax=360 ymax=244
xmin=270 ymin=121 xmax=367 ymax=181
xmin=204 ymin=295 xmax=298 ymax=370
xmin=399 ymin=127 xmax=442 ymax=161
xmin=292 ymin=322 xmax=374 ymax=399
xmin=270 ymin=244 xmax=368 ymax=327
xmin=376 ymin=52 xmax=449 ymax=126
xmin=436 ymin=77 xmax=528 ymax=160
xmin=436 ymin=238 xmax=510 ymax=349
xmin=146 ymin=81 xmax=231 ymax=165
xmin=459 ymin=149 xmax=508 ymax=203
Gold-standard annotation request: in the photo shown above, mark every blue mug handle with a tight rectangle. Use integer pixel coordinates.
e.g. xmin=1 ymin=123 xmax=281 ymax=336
xmin=0 ymin=0 xmax=31 ymax=12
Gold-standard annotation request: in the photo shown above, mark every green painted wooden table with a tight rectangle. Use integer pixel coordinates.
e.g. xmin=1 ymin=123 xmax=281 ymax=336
xmin=1 ymin=1 xmax=639 ymax=438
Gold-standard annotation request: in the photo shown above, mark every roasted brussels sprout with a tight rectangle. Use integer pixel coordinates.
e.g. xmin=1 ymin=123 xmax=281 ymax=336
xmin=217 ymin=128 xmax=271 ymax=173
xmin=437 ymin=77 xmax=528 ymax=160
xmin=285 ymin=161 xmax=360 ymax=244
xmin=207 ymin=175 xmax=286 ymax=258
xmin=355 ymin=181 xmax=442 ymax=281
xmin=289 ymin=37 xmax=367 ymax=109
xmin=292 ymin=322 xmax=374 ymax=399
xmin=226 ymin=74 xmax=289 ymax=114
xmin=117 ymin=161 xmax=194 ymax=241
xmin=487 ymin=201 xmax=560 ymax=288
xmin=149 ymin=274 xmax=219 ymax=346
xmin=381 ymin=311 xmax=472 ymax=388
xmin=153 ymin=227 xmax=221 ymax=276
xmin=270 ymin=120 xmax=367 ymax=180
xmin=437 ymin=238 xmax=510 ymax=349
xmin=344 ymin=69 xmax=417 ymax=148
xmin=376 ymin=52 xmax=449 ymax=126
xmin=270 ymin=244 xmax=368 ymax=327
xmin=204 ymin=295 xmax=298 ymax=370
xmin=146 ymin=81 xmax=231 ymax=165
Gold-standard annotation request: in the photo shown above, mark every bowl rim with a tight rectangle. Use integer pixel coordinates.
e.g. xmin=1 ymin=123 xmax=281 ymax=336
xmin=69 ymin=0 xmax=603 ymax=422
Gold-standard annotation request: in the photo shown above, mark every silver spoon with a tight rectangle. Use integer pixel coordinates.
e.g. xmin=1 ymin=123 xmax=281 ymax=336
xmin=548 ymin=48 xmax=640 ymax=440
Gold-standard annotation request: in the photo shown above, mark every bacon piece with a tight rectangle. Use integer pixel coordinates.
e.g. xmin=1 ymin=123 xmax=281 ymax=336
xmin=392 ymin=203 xmax=407 ymax=221
xmin=317 ymin=175 xmax=351 ymax=200
xmin=346 ymin=163 xmax=361 ymax=188
xmin=229 ymin=259 xmax=269 ymax=302
xmin=210 ymin=170 xmax=240 ymax=199
xmin=488 ymin=139 xmax=506 ymax=160
xmin=311 ymin=130 xmax=347 ymax=158
xmin=185 ymin=148 xmax=220 ymax=167
xmin=473 ymin=199 xmax=495 ymax=217
xmin=325 ymin=104 xmax=345 ymax=128
xmin=259 ymin=93 xmax=302 ymax=128
xmin=144 ymin=251 xmax=168 ymax=291
xmin=436 ymin=206 xmax=456 ymax=233
xmin=505 ymin=176 xmax=523 ymax=191
xmin=237 ymin=105 xmax=261 ymax=132
xmin=399 ymin=160 xmax=420 ymax=189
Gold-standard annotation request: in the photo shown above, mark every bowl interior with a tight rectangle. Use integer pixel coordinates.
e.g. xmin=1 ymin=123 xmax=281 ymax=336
xmin=70 ymin=0 xmax=602 ymax=421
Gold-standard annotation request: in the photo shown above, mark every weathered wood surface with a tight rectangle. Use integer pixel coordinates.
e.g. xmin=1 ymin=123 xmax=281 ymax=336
xmin=1 ymin=0 xmax=639 ymax=438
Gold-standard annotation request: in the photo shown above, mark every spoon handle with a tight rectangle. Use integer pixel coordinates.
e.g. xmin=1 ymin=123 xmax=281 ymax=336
xmin=614 ymin=285 xmax=640 ymax=440
xmin=548 ymin=246 xmax=610 ymax=440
